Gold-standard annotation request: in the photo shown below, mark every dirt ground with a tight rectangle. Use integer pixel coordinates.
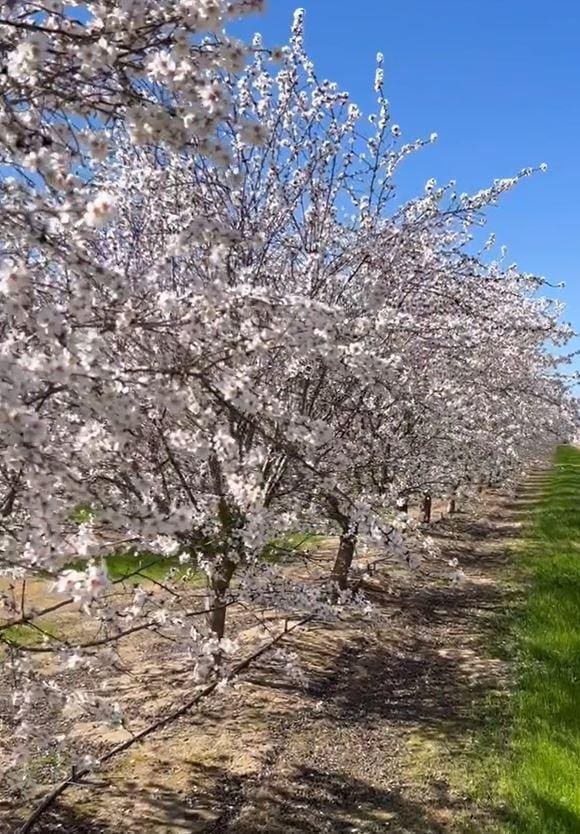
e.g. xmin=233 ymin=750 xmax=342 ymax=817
xmin=1 ymin=483 xmax=534 ymax=834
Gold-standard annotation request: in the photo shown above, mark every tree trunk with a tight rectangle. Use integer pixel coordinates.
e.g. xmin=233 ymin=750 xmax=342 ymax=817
xmin=447 ymin=484 xmax=459 ymax=515
xmin=207 ymin=557 xmax=236 ymax=639
xmin=331 ymin=530 xmax=357 ymax=592
xmin=206 ymin=455 xmax=242 ymax=639
xmin=420 ymin=493 xmax=432 ymax=524
xmin=326 ymin=495 xmax=358 ymax=595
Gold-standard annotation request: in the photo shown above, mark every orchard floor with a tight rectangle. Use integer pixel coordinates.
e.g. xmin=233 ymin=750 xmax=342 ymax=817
xmin=1 ymin=476 xmax=555 ymax=834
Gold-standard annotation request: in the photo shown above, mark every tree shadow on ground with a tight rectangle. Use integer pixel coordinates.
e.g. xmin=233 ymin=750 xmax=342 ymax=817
xmin=11 ymin=482 xmax=545 ymax=834
xmin=24 ymin=763 xmax=463 ymax=834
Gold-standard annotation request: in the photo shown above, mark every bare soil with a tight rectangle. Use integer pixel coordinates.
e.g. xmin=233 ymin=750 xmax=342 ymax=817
xmin=1 ymin=484 xmax=532 ymax=834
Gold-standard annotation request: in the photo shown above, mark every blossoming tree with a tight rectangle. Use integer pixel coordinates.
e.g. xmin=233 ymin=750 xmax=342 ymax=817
xmin=0 ymin=6 xmax=576 ymax=828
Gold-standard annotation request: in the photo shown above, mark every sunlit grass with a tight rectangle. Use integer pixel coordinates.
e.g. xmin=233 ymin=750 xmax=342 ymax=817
xmin=460 ymin=445 xmax=580 ymax=833
xmin=101 ymin=531 xmax=327 ymax=582
xmin=419 ymin=446 xmax=580 ymax=833
xmin=1 ymin=531 xmax=328 ymax=656
xmin=494 ymin=445 xmax=580 ymax=833
xmin=261 ymin=532 xmax=328 ymax=563
xmin=103 ymin=550 xmax=200 ymax=583
xmin=2 ymin=621 xmax=59 ymax=646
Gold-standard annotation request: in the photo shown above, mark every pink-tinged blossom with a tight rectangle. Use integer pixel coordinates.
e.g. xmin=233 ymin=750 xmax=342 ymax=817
xmin=53 ymin=565 xmax=108 ymax=603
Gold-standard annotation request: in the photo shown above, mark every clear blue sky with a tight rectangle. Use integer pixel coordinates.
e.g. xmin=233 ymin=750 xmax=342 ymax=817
xmin=238 ymin=1 xmax=580 ymax=376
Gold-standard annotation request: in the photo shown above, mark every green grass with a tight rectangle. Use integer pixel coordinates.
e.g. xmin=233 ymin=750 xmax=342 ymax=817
xmin=104 ymin=550 xmax=201 ymax=582
xmin=261 ymin=532 xmax=327 ymax=563
xmin=497 ymin=445 xmax=580 ymax=833
xmin=67 ymin=495 xmax=328 ymax=579
xmin=407 ymin=446 xmax=580 ymax=833
xmin=461 ymin=445 xmax=580 ymax=833
xmin=64 ymin=513 xmax=327 ymax=583
xmin=63 ymin=550 xmax=201 ymax=584
xmin=2 ymin=533 xmax=328 ymax=658
xmin=2 ymin=621 xmax=59 ymax=646
xmin=96 ymin=532 xmax=327 ymax=582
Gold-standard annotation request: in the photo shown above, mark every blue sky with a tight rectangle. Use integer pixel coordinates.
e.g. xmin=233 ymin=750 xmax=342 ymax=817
xmin=238 ymin=1 xmax=580 ymax=376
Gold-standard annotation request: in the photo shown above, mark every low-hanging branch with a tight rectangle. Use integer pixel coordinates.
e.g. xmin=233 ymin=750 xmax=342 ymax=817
xmin=16 ymin=615 xmax=313 ymax=834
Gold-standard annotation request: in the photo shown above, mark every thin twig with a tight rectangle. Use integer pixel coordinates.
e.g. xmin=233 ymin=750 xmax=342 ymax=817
xmin=0 ymin=559 xmax=164 ymax=634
